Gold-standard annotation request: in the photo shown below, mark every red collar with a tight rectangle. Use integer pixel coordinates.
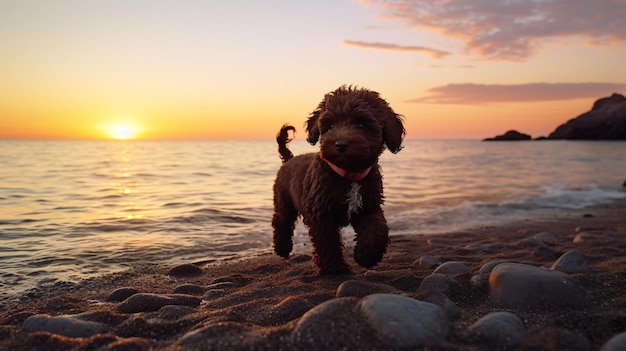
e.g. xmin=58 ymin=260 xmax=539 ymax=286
xmin=322 ymin=158 xmax=372 ymax=181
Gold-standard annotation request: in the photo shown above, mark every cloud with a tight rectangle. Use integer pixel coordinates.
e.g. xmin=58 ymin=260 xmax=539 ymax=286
xmin=410 ymin=82 xmax=626 ymax=104
xmin=359 ymin=0 xmax=626 ymax=61
xmin=428 ymin=64 xmax=475 ymax=69
xmin=342 ymin=40 xmax=451 ymax=59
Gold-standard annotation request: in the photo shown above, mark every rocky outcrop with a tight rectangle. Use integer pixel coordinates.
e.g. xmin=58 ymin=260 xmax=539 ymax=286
xmin=483 ymin=130 xmax=531 ymax=141
xmin=548 ymin=93 xmax=626 ymax=140
xmin=483 ymin=93 xmax=626 ymax=141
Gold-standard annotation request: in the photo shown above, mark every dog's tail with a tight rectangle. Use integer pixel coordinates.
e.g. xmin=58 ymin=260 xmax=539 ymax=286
xmin=276 ymin=124 xmax=296 ymax=163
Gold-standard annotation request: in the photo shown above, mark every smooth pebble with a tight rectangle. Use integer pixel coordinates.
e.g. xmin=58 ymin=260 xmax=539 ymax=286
xmin=414 ymin=255 xmax=440 ymax=268
xmin=551 ymin=250 xmax=588 ymax=273
xmin=433 ymin=261 xmax=471 ymax=275
xmin=292 ymin=297 xmax=365 ymax=349
xmin=600 ymin=331 xmax=626 ymax=351
xmin=117 ymin=293 xmax=201 ymax=313
xmin=417 ymin=273 xmax=452 ymax=295
xmin=489 ymin=263 xmax=586 ymax=310
xmin=416 ymin=291 xmax=459 ymax=320
xmin=469 ymin=311 xmax=527 ymax=348
xmin=167 ymin=263 xmax=203 ymax=277
xmin=359 ymin=293 xmax=449 ymax=347
xmin=23 ymin=314 xmax=103 ymax=338
xmin=336 ymin=280 xmax=398 ymax=298
xmin=573 ymin=232 xmax=595 ymax=243
xmin=472 ymin=261 xmax=507 ymax=287
xmin=107 ymin=287 xmax=139 ymax=302
xmin=534 ymin=232 xmax=556 ymax=241
xmin=173 ymin=284 xmax=206 ymax=295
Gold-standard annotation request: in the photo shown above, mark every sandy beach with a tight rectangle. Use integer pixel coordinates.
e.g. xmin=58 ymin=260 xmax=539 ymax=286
xmin=1 ymin=199 xmax=625 ymax=350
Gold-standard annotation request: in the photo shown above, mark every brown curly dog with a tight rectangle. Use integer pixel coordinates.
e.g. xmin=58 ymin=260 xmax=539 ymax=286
xmin=272 ymin=85 xmax=405 ymax=274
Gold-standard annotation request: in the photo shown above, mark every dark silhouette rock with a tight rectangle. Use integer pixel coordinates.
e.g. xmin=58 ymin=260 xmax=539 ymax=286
xmin=548 ymin=93 xmax=626 ymax=140
xmin=484 ymin=130 xmax=532 ymax=141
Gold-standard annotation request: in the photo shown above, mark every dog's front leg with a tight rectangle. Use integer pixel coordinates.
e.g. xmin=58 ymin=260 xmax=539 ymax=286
xmin=308 ymin=221 xmax=351 ymax=275
xmin=272 ymin=209 xmax=297 ymax=258
xmin=351 ymin=208 xmax=390 ymax=268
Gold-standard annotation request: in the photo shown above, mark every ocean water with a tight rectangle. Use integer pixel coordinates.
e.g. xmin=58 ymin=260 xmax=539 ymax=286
xmin=1 ymin=139 xmax=625 ymax=297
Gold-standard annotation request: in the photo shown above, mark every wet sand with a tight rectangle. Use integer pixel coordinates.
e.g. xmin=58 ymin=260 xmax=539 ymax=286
xmin=1 ymin=200 xmax=625 ymax=350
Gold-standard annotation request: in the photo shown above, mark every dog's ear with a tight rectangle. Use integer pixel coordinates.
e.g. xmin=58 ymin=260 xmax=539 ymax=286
xmin=305 ymin=109 xmax=321 ymax=145
xmin=383 ymin=111 xmax=405 ymax=153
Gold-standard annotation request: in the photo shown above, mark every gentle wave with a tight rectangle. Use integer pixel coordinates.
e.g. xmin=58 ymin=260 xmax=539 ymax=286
xmin=505 ymin=185 xmax=626 ymax=210
xmin=388 ymin=184 xmax=626 ymax=234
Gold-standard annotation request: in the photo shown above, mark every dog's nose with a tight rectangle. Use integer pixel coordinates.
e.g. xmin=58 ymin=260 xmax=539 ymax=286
xmin=335 ymin=140 xmax=349 ymax=152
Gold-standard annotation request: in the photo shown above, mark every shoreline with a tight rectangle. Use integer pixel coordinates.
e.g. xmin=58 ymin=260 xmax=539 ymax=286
xmin=1 ymin=200 xmax=625 ymax=350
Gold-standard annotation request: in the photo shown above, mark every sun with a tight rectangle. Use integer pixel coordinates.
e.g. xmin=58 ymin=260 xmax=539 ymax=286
xmin=106 ymin=123 xmax=140 ymax=140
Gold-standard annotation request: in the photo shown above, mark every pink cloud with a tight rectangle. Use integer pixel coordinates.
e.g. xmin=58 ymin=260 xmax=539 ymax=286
xmin=428 ymin=64 xmax=475 ymax=69
xmin=358 ymin=0 xmax=626 ymax=61
xmin=342 ymin=40 xmax=450 ymax=59
xmin=410 ymin=82 xmax=626 ymax=104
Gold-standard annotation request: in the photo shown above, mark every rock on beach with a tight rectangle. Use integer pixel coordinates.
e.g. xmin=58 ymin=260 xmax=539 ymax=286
xmin=416 ymin=273 xmax=453 ymax=295
xmin=167 ymin=263 xmax=203 ymax=277
xmin=489 ymin=263 xmax=587 ymax=310
xmin=600 ymin=331 xmax=626 ymax=351
xmin=177 ymin=321 xmax=256 ymax=350
xmin=359 ymin=293 xmax=450 ymax=348
xmin=23 ymin=314 xmax=103 ymax=338
xmin=551 ymin=249 xmax=588 ymax=273
xmin=335 ymin=279 xmax=399 ymax=298
xmin=469 ymin=311 xmax=527 ymax=348
xmin=534 ymin=232 xmax=556 ymax=241
xmin=173 ymin=283 xmax=207 ymax=296
xmin=106 ymin=287 xmax=139 ymax=302
xmin=472 ymin=260 xmax=507 ymax=287
xmin=117 ymin=293 xmax=201 ymax=313
xmin=292 ymin=297 xmax=370 ymax=349
xmin=433 ymin=261 xmax=471 ymax=275
xmin=573 ymin=232 xmax=596 ymax=243
xmin=413 ymin=255 xmax=440 ymax=268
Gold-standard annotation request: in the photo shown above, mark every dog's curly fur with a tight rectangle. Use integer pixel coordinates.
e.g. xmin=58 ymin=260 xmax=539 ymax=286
xmin=272 ymin=85 xmax=405 ymax=274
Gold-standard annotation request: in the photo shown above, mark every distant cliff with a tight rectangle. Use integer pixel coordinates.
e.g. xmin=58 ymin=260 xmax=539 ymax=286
xmin=548 ymin=93 xmax=626 ymax=140
xmin=484 ymin=93 xmax=626 ymax=141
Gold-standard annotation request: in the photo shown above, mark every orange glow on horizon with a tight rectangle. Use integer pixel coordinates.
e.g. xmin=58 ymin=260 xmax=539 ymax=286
xmin=0 ymin=97 xmax=599 ymax=141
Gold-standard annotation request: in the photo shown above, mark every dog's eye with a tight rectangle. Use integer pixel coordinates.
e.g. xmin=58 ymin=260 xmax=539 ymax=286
xmin=357 ymin=123 xmax=365 ymax=129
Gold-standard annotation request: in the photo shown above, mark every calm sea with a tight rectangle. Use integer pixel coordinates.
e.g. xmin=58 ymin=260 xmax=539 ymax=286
xmin=1 ymin=140 xmax=625 ymax=298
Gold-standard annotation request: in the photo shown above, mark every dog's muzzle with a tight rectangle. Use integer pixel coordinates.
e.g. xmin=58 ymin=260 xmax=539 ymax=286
xmin=335 ymin=140 xmax=349 ymax=152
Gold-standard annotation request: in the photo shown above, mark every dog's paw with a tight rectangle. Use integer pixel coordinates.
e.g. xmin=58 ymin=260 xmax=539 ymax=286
xmin=273 ymin=241 xmax=293 ymax=258
xmin=354 ymin=248 xmax=384 ymax=269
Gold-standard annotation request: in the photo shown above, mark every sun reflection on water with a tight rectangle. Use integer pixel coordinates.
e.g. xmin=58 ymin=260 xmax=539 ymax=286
xmin=111 ymin=143 xmax=145 ymax=220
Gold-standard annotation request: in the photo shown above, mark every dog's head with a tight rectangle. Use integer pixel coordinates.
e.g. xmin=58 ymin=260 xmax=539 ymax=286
xmin=305 ymin=85 xmax=405 ymax=174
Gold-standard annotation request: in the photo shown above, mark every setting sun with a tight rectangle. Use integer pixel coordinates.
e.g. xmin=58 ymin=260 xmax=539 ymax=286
xmin=105 ymin=123 xmax=141 ymax=140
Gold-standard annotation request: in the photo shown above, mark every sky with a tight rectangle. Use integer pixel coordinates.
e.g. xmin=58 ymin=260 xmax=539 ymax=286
xmin=1 ymin=0 xmax=625 ymax=140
